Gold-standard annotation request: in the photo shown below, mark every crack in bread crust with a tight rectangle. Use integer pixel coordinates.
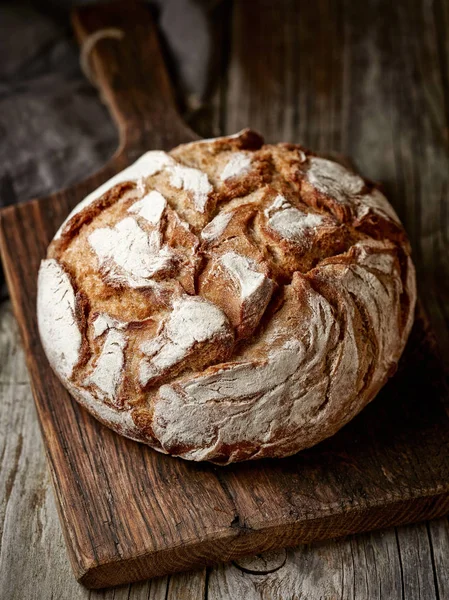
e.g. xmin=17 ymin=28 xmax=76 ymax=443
xmin=37 ymin=129 xmax=417 ymax=464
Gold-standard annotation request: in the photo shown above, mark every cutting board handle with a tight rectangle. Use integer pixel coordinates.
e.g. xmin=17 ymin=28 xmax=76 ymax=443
xmin=71 ymin=1 xmax=198 ymax=159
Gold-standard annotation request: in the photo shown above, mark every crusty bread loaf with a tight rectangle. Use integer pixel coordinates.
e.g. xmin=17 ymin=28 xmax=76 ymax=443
xmin=37 ymin=129 xmax=416 ymax=464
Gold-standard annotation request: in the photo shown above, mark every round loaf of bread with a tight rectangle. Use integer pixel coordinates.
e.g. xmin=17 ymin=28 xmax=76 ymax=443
xmin=37 ymin=129 xmax=416 ymax=464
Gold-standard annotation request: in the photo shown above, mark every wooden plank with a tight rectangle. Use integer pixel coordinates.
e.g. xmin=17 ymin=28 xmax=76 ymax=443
xmin=428 ymin=518 xmax=449 ymax=599
xmin=206 ymin=525 xmax=442 ymax=600
xmin=0 ymin=304 xmax=90 ymax=600
xmin=166 ymin=569 xmax=208 ymax=600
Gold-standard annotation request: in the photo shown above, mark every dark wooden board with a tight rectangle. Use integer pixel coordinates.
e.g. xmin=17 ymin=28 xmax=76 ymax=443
xmin=1 ymin=0 xmax=449 ymax=591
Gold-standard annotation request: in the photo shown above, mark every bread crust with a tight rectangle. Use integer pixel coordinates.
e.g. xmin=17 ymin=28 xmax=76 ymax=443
xmin=37 ymin=130 xmax=416 ymax=464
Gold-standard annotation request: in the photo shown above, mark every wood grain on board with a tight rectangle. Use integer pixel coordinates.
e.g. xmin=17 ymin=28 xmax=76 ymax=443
xmin=1 ymin=0 xmax=449 ymax=594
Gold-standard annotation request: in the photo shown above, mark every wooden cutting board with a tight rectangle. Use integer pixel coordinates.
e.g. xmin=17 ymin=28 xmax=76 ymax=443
xmin=1 ymin=1 xmax=449 ymax=590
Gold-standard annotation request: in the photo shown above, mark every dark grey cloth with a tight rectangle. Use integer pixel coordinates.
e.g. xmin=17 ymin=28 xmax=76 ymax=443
xmin=0 ymin=0 xmax=214 ymax=206
xmin=0 ymin=3 xmax=117 ymax=206
xmin=0 ymin=0 xmax=216 ymax=297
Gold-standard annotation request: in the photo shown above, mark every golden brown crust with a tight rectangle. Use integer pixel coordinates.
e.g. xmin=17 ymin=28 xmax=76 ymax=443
xmin=37 ymin=129 xmax=416 ymax=464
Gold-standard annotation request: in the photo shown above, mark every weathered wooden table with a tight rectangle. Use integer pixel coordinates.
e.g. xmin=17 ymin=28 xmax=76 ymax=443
xmin=1 ymin=0 xmax=449 ymax=597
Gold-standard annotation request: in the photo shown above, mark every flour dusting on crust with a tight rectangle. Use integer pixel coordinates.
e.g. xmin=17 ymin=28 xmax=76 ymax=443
xmin=84 ymin=329 xmax=127 ymax=405
xmin=128 ymin=190 xmax=167 ymax=225
xmin=88 ymin=217 xmax=176 ymax=288
xmin=220 ymin=252 xmax=273 ymax=301
xmin=306 ymin=157 xmax=364 ymax=203
xmin=139 ymin=296 xmax=232 ymax=386
xmin=168 ymin=164 xmax=213 ymax=212
xmin=357 ymin=188 xmax=401 ymax=223
xmin=92 ymin=314 xmax=125 ymax=338
xmin=37 ymin=259 xmax=82 ymax=378
xmin=264 ymin=194 xmax=290 ymax=218
xmin=265 ymin=195 xmax=328 ymax=242
xmin=220 ymin=152 xmax=252 ymax=181
xmin=268 ymin=209 xmax=326 ymax=241
xmin=201 ymin=212 xmax=233 ymax=242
